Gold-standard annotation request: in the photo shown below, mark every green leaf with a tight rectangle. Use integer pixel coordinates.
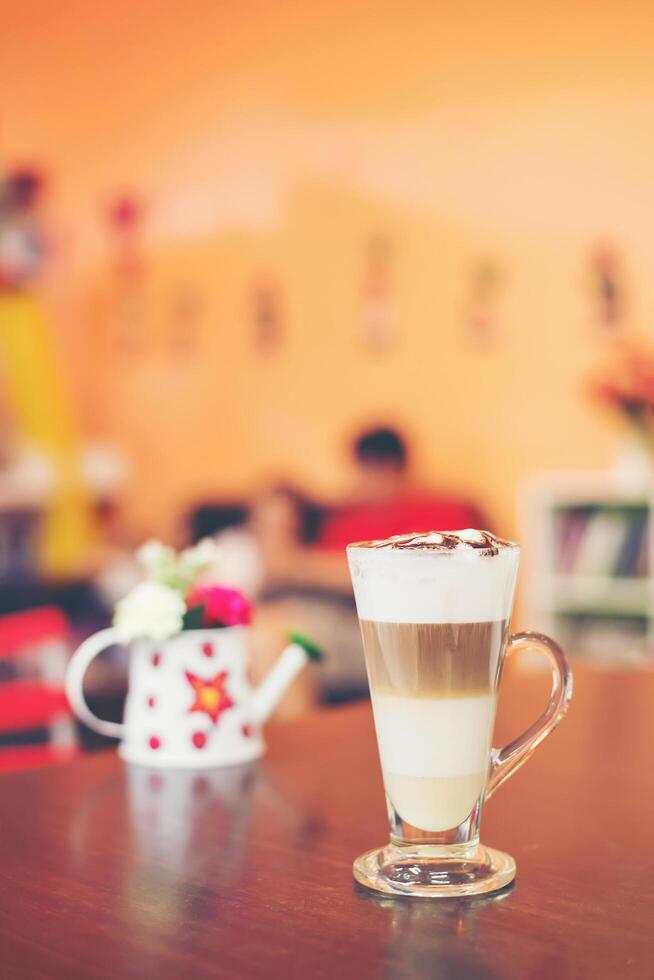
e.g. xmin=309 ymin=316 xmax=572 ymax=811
xmin=182 ymin=603 xmax=206 ymax=631
xmin=288 ymin=630 xmax=325 ymax=662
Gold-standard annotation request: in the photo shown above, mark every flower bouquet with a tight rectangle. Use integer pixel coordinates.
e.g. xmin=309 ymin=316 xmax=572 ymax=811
xmin=589 ymin=337 xmax=654 ymax=486
xmin=113 ymin=539 xmax=253 ymax=642
xmin=589 ymin=338 xmax=654 ymax=448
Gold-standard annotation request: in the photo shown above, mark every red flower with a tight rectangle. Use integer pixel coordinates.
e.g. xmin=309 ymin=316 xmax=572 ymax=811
xmin=589 ymin=337 xmax=654 ymax=415
xmin=186 ymin=585 xmax=252 ymax=628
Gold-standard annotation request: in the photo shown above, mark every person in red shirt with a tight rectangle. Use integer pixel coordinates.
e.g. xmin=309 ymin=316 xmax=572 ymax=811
xmin=258 ymin=426 xmax=485 ymax=591
xmin=319 ymin=427 xmax=484 ymax=553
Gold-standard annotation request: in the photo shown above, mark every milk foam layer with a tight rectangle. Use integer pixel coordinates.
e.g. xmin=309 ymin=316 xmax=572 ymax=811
xmin=370 ymin=691 xmax=497 ymax=778
xmin=348 ymin=529 xmax=519 ymax=624
xmin=371 ymin=692 xmax=497 ymax=831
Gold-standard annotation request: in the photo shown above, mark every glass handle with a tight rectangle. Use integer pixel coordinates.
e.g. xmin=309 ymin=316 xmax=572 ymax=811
xmin=485 ymin=630 xmax=573 ymax=801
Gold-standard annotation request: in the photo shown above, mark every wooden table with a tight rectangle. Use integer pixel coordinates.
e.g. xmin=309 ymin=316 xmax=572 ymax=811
xmin=0 ymin=664 xmax=652 ymax=979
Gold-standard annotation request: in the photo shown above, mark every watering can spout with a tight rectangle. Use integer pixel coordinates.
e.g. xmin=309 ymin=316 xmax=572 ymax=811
xmin=251 ymin=632 xmax=324 ymax=724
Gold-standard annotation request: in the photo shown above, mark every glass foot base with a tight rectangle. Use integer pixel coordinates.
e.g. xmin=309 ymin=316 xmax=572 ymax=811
xmin=353 ymin=842 xmax=516 ymax=899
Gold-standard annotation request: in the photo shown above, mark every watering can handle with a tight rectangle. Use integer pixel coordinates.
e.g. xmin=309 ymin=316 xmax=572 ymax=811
xmin=65 ymin=628 xmax=126 ymax=739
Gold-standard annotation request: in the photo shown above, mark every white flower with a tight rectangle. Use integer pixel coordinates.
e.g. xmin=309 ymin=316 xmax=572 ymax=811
xmin=136 ymin=540 xmax=177 ymax=577
xmin=114 ymin=581 xmax=186 ymax=642
xmin=136 ymin=540 xmax=184 ymax=589
xmin=179 ymin=538 xmax=220 ymax=575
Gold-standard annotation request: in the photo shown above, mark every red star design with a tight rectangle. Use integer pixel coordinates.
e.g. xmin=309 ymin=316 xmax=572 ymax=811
xmin=185 ymin=670 xmax=234 ymax=724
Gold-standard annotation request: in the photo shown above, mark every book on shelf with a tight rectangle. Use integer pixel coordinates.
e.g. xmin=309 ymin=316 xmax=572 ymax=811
xmin=613 ymin=511 xmax=648 ymax=578
xmin=555 ymin=508 xmax=648 ymax=579
xmin=574 ymin=512 xmax=626 ymax=577
xmin=556 ymin=512 xmax=589 ymax=573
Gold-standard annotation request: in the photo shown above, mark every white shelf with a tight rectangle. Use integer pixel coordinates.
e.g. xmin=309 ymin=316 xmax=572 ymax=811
xmin=543 ymin=575 xmax=651 ymax=617
xmin=517 ymin=470 xmax=654 ymax=664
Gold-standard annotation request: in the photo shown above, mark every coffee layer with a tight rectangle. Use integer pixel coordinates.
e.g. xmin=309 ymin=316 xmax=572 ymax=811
xmin=363 ymin=618 xmax=504 ymax=831
xmin=361 ymin=619 xmax=508 ymax=695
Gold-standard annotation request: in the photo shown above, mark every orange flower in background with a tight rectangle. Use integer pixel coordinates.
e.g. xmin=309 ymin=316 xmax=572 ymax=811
xmin=589 ymin=337 xmax=654 ymax=416
xmin=186 ymin=670 xmax=234 ymax=724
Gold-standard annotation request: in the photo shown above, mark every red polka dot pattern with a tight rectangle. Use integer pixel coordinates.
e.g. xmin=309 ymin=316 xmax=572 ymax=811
xmin=149 ymin=736 xmax=161 ymax=750
xmin=242 ymin=724 xmax=252 ymax=738
xmin=152 ymin=653 xmax=161 ymax=667
xmin=192 ymin=731 xmax=207 ymax=749
xmin=147 ymin=696 xmax=156 ymax=708
xmin=201 ymin=642 xmax=214 ymax=658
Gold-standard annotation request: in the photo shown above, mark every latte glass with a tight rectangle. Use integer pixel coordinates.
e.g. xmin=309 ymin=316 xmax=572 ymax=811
xmin=347 ymin=531 xmax=572 ymax=898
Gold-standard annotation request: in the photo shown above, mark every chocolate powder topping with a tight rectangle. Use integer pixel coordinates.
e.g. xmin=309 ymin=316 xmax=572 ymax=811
xmin=349 ymin=529 xmax=515 ymax=557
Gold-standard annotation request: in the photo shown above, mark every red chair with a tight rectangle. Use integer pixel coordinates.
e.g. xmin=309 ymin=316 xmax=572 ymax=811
xmin=0 ymin=606 xmax=78 ymax=773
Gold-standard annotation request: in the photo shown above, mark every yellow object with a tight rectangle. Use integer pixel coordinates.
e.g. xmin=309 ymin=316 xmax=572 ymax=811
xmin=0 ymin=290 xmax=92 ymax=575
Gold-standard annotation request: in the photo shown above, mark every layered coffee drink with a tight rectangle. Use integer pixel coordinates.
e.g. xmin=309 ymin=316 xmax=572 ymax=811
xmin=348 ymin=530 xmax=520 ymax=836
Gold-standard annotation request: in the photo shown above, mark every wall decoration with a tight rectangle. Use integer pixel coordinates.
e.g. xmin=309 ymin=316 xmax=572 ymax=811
xmin=106 ymin=193 xmax=147 ymax=355
xmin=360 ymin=233 xmax=396 ymax=353
xmin=168 ymin=284 xmax=203 ymax=358
xmin=109 ymin=292 xmax=147 ymax=357
xmin=251 ymin=276 xmax=283 ymax=355
xmin=588 ymin=241 xmax=626 ymax=331
xmin=0 ymin=169 xmax=46 ymax=288
xmin=464 ymin=258 xmax=502 ymax=348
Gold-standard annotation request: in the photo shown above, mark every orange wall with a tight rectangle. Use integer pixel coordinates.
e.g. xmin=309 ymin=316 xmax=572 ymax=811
xmin=2 ymin=1 xmax=654 ymax=538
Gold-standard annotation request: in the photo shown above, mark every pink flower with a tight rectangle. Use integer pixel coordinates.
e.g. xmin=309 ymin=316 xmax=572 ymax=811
xmin=186 ymin=585 xmax=252 ymax=628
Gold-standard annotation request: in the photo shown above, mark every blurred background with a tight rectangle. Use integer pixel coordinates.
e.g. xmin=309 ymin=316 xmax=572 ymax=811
xmin=2 ymin=0 xmax=654 ymax=767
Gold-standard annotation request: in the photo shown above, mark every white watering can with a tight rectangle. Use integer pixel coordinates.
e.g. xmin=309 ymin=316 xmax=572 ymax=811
xmin=66 ymin=626 xmax=321 ymax=768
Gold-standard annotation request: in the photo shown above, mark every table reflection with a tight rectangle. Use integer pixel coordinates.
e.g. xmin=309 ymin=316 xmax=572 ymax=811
xmin=356 ymin=886 xmax=512 ymax=979
xmin=68 ymin=758 xmax=324 ymax=935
